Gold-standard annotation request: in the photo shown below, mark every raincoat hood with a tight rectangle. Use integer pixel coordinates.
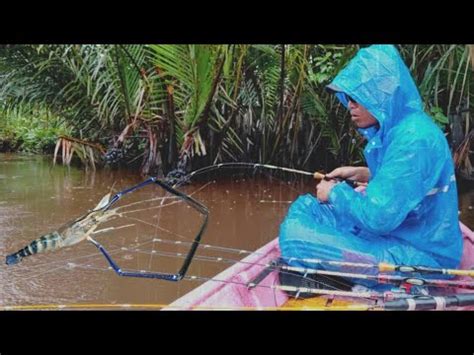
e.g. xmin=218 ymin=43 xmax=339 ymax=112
xmin=328 ymin=45 xmax=424 ymax=140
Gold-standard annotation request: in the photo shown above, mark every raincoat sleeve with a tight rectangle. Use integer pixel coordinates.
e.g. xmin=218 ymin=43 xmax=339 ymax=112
xmin=328 ymin=133 xmax=443 ymax=235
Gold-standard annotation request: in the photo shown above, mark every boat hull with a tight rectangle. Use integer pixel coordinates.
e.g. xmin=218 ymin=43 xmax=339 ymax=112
xmin=166 ymin=222 xmax=474 ymax=310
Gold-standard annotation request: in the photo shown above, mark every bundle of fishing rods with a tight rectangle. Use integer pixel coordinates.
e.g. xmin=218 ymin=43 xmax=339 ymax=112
xmin=5 ymin=162 xmax=474 ymax=311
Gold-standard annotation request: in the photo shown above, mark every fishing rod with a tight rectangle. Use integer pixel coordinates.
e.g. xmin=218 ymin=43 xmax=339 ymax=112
xmin=381 ymin=294 xmax=474 ymax=311
xmin=67 ymin=261 xmax=400 ymax=302
xmin=9 ymin=229 xmax=473 ymax=311
xmin=123 ymin=241 xmax=474 ymax=291
xmin=142 ymin=234 xmax=474 ymax=280
xmin=50 ymin=230 xmax=469 ymax=303
xmin=63 ymin=261 xmax=474 ymax=311
xmin=179 ymin=162 xmax=367 ymax=188
xmin=172 ymin=162 xmax=474 ymax=280
xmin=284 ymin=258 xmax=474 ymax=278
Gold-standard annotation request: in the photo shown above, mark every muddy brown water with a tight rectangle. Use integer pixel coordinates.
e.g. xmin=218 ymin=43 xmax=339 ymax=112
xmin=1 ymin=153 xmax=473 ymax=309
xmin=0 ymin=154 xmax=309 ymax=308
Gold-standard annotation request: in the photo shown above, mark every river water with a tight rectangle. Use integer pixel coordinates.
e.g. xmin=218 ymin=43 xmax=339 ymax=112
xmin=0 ymin=154 xmax=307 ymax=308
xmin=0 ymin=153 xmax=473 ymax=308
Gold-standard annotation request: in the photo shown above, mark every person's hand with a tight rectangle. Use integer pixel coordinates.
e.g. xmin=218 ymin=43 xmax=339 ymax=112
xmin=326 ymin=166 xmax=370 ymax=183
xmin=354 ymin=185 xmax=367 ymax=195
xmin=316 ymin=179 xmax=338 ymax=203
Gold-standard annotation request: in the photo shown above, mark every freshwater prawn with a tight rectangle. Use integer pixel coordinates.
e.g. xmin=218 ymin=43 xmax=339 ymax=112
xmin=6 ymin=193 xmax=121 ymax=265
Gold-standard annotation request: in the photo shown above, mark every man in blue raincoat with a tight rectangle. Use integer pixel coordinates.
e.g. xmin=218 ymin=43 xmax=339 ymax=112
xmin=279 ymin=45 xmax=463 ymax=274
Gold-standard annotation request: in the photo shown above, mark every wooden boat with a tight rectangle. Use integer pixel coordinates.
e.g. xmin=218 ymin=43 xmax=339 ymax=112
xmin=166 ymin=222 xmax=474 ymax=310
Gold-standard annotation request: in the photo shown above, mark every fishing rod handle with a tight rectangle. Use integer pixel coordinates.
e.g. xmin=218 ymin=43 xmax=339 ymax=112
xmin=383 ymin=294 xmax=474 ymax=310
xmin=378 ymin=263 xmax=474 ymax=278
xmin=313 ymin=172 xmax=366 ymax=188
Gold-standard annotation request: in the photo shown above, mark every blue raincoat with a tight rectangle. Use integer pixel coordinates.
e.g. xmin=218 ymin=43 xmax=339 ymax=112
xmin=279 ymin=45 xmax=463 ymax=275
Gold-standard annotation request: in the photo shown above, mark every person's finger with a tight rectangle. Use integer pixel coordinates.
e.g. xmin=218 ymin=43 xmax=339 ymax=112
xmin=316 ymin=188 xmax=323 ymax=200
xmin=326 ymin=168 xmax=341 ymax=179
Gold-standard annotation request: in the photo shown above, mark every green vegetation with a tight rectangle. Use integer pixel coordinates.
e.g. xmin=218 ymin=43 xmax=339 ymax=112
xmin=0 ymin=104 xmax=69 ymax=153
xmin=0 ymin=45 xmax=472 ymax=177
